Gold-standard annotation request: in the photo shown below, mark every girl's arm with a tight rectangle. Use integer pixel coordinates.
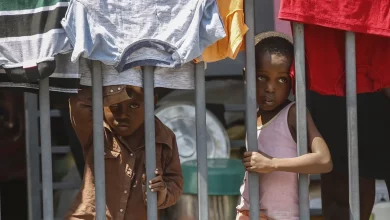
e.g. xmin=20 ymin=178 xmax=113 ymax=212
xmin=243 ymin=104 xmax=333 ymax=174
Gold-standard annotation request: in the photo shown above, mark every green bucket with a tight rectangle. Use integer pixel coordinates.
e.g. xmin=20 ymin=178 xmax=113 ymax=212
xmin=182 ymin=158 xmax=245 ymax=195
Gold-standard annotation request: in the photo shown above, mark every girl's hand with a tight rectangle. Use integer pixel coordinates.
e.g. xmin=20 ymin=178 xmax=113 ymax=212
xmin=243 ymin=151 xmax=276 ymax=173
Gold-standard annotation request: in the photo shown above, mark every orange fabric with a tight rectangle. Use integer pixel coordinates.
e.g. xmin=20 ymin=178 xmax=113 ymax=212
xmin=195 ymin=0 xmax=248 ymax=62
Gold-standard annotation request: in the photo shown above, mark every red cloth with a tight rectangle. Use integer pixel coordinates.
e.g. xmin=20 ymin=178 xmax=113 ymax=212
xmin=279 ymin=0 xmax=390 ymax=37
xmin=290 ymin=24 xmax=390 ymax=96
xmin=280 ymin=0 xmax=390 ymax=96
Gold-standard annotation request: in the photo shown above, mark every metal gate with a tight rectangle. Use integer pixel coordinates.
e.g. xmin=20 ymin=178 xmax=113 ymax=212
xmin=23 ymin=0 xmax=361 ymax=219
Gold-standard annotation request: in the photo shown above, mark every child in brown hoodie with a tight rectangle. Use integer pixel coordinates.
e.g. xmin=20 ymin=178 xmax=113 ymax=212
xmin=66 ymin=85 xmax=183 ymax=220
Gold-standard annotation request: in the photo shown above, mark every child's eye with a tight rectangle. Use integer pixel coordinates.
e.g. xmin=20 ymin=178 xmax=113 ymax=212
xmin=110 ymin=104 xmax=119 ymax=108
xmin=129 ymin=104 xmax=139 ymax=109
xmin=279 ymin=78 xmax=288 ymax=83
xmin=257 ymin=76 xmax=266 ymax=81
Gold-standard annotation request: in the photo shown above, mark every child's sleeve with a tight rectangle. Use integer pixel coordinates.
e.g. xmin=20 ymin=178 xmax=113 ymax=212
xmin=159 ymin=138 xmax=183 ymax=209
xmin=69 ymin=87 xmax=93 ymax=155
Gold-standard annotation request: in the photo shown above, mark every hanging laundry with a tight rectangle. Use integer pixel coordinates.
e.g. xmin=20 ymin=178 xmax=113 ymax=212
xmin=279 ymin=0 xmax=390 ymax=37
xmin=0 ymin=53 xmax=80 ymax=93
xmin=290 ymin=24 xmax=390 ymax=96
xmin=280 ymin=0 xmax=390 ymax=96
xmin=0 ymin=0 xmax=72 ymax=83
xmin=61 ymin=0 xmax=226 ymax=72
xmin=79 ymin=58 xmax=194 ymax=90
xmin=196 ymin=0 xmax=248 ymax=62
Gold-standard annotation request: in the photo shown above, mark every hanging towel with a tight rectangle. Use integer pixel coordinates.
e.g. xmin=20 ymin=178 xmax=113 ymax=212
xmin=0 ymin=0 xmax=72 ymax=83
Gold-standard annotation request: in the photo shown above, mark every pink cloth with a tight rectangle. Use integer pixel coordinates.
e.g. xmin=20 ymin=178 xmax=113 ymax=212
xmin=237 ymin=102 xmax=299 ymax=220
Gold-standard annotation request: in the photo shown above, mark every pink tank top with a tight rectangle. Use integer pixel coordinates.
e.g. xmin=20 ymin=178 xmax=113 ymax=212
xmin=237 ymin=102 xmax=299 ymax=220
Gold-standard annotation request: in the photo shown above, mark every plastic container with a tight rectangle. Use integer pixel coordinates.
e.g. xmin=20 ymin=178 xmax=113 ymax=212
xmin=164 ymin=159 xmax=245 ymax=220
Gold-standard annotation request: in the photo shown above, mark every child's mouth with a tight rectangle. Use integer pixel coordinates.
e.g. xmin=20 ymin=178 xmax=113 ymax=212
xmin=115 ymin=120 xmax=131 ymax=127
xmin=117 ymin=123 xmax=130 ymax=127
xmin=264 ymin=99 xmax=274 ymax=105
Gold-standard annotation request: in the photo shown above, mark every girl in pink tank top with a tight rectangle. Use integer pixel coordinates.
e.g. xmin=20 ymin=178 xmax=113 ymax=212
xmin=236 ymin=32 xmax=333 ymax=220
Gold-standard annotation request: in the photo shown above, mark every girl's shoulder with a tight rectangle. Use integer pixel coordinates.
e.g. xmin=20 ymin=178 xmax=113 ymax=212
xmin=287 ymin=102 xmax=297 ymax=127
xmin=286 ymin=102 xmax=297 ymax=141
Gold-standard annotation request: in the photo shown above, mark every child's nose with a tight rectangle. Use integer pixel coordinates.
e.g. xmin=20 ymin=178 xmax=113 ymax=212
xmin=116 ymin=109 xmax=128 ymax=119
xmin=265 ymin=83 xmax=276 ymax=92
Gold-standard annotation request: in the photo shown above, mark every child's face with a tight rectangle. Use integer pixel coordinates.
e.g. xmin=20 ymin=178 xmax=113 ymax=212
xmin=256 ymin=51 xmax=291 ymax=111
xmin=104 ymin=88 xmax=145 ymax=137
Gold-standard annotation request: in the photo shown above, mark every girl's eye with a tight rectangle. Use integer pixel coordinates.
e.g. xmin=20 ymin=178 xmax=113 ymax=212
xmin=129 ymin=104 xmax=139 ymax=109
xmin=110 ymin=104 xmax=119 ymax=108
xmin=279 ymin=78 xmax=288 ymax=83
xmin=257 ymin=76 xmax=266 ymax=81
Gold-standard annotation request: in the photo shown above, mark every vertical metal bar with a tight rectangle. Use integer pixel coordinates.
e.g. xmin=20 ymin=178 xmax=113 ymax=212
xmin=345 ymin=31 xmax=360 ymax=220
xmin=293 ymin=22 xmax=310 ymax=220
xmin=24 ymin=92 xmax=42 ymax=220
xmin=144 ymin=66 xmax=158 ymax=220
xmin=39 ymin=78 xmax=54 ymax=220
xmin=244 ymin=0 xmax=260 ymax=219
xmin=195 ymin=62 xmax=208 ymax=220
xmin=92 ymin=61 xmax=106 ymax=220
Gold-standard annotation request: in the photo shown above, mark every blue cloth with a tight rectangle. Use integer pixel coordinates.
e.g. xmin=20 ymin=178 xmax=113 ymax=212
xmin=61 ymin=0 xmax=225 ymax=72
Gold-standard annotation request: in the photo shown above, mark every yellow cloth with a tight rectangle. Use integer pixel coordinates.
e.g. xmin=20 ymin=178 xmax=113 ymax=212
xmin=196 ymin=0 xmax=248 ymax=63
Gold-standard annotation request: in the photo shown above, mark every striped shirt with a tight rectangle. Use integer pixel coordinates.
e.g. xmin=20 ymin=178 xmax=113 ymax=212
xmin=0 ymin=53 xmax=80 ymax=93
xmin=0 ymin=0 xmax=71 ymax=74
